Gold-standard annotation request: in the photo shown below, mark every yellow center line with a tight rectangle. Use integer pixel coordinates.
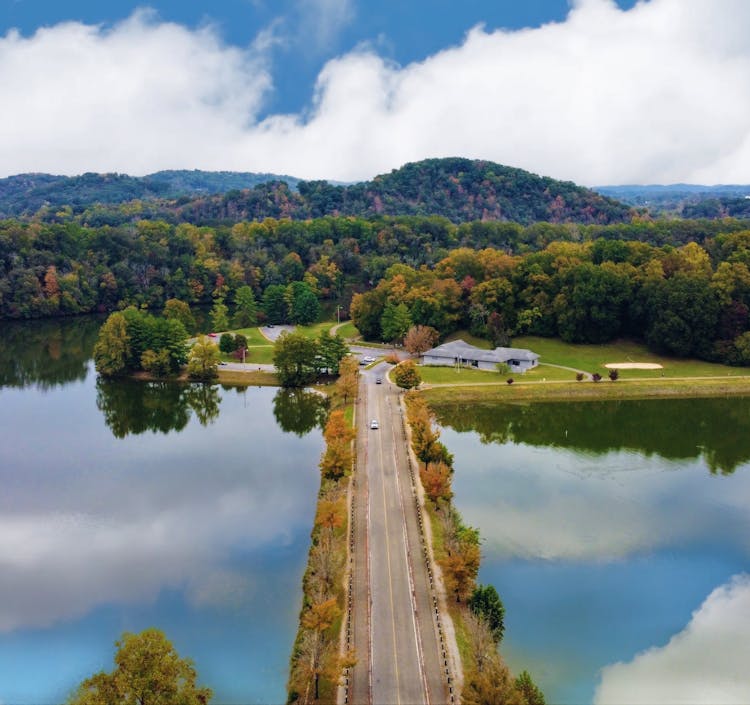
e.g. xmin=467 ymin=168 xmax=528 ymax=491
xmin=375 ymin=384 xmax=402 ymax=705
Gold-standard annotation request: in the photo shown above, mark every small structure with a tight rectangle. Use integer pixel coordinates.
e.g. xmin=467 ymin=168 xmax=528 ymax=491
xmin=422 ymin=339 xmax=539 ymax=373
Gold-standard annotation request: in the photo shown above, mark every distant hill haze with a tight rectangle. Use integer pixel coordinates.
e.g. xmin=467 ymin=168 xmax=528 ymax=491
xmin=0 ymin=159 xmax=632 ymax=225
xmin=594 ymin=183 xmax=750 ymax=218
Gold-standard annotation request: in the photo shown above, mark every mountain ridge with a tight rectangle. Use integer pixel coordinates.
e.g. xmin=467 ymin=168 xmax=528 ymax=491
xmin=0 ymin=158 xmax=632 ymax=226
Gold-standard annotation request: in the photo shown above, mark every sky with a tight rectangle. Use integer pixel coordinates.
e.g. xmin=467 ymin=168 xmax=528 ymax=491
xmin=0 ymin=0 xmax=748 ymax=185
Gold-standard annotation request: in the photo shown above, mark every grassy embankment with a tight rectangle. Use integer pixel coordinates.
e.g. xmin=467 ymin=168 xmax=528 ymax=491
xmin=420 ymin=332 xmax=750 ymax=402
xmin=287 ymin=370 xmax=357 ymax=704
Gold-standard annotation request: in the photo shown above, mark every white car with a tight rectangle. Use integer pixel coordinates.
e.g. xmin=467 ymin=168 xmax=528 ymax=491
xmin=370 ymin=419 xmax=379 ymax=430
xmin=362 ymin=355 xmax=376 ymax=363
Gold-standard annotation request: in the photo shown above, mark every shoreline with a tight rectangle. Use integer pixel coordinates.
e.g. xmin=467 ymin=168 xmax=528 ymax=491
xmin=422 ymin=375 xmax=750 ymax=404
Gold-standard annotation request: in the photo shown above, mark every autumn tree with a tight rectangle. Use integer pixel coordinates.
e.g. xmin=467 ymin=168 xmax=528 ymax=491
xmin=420 ymin=461 xmax=452 ymax=505
xmin=68 ymin=628 xmax=212 ymax=705
xmin=334 ymin=356 xmax=359 ymax=404
xmin=462 ymin=655 xmax=524 ymax=705
xmin=393 ymin=359 xmax=421 ymax=390
xmin=299 ymin=598 xmax=341 ymax=702
xmin=187 ymin=336 xmax=220 ymax=381
xmin=404 ymin=325 xmax=439 ymax=356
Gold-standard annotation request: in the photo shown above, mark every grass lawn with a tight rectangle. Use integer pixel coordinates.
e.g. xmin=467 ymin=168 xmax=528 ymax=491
xmin=514 ymin=336 xmax=750 ymax=379
xmin=296 ymin=320 xmax=338 ymax=339
xmin=216 ymin=370 xmax=279 ymax=386
xmin=228 ymin=326 xmax=271 ymax=346
xmin=336 ymin=321 xmax=360 ymax=340
xmin=419 ymin=362 xmax=575 ymax=385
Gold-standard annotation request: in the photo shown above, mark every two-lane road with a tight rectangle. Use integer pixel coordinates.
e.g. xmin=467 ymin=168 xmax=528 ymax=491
xmin=348 ymin=364 xmax=447 ymax=704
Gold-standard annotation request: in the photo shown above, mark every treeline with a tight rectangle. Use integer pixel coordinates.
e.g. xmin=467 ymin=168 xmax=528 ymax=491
xmin=404 ymin=393 xmax=545 ymax=705
xmin=288 ymin=361 xmax=359 ymax=703
xmin=2 ymin=212 xmax=748 ymax=321
xmin=352 ymin=233 xmax=750 ymax=366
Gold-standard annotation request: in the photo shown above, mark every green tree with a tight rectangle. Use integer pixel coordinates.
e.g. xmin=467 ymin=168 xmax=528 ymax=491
xmin=163 ymin=298 xmax=196 ymax=334
xmin=219 ymin=333 xmax=236 ymax=354
xmin=262 ymin=284 xmax=288 ymax=324
xmin=232 ymin=285 xmax=257 ymax=327
xmin=67 ymin=628 xmax=212 ymax=705
xmin=273 ymin=331 xmax=319 ymax=387
xmin=469 ymin=584 xmax=505 ymax=644
xmin=380 ymin=302 xmax=412 ymax=343
xmin=317 ymin=330 xmax=349 ymax=373
xmin=187 ymin=336 xmax=220 ymax=381
xmin=286 ymin=281 xmax=320 ymax=325
xmin=93 ymin=312 xmax=131 ymax=377
xmin=209 ymin=298 xmax=229 ymax=332
xmin=393 ymin=359 xmax=421 ymax=390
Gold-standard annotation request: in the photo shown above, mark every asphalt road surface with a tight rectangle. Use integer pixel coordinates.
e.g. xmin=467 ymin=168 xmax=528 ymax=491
xmin=349 ymin=364 xmax=448 ymax=704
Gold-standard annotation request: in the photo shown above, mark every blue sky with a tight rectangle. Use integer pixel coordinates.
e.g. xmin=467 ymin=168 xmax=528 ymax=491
xmin=0 ymin=0 xmax=747 ymax=184
xmin=0 ymin=0 xmax=637 ymax=116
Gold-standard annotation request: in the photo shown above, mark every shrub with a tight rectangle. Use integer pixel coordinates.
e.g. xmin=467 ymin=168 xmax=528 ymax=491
xmin=576 ymin=372 xmax=584 ymax=381
xmin=233 ymin=333 xmax=248 ymax=350
xmin=219 ymin=333 xmax=235 ymax=353
xmin=384 ymin=353 xmax=400 ymax=365
xmin=608 ymin=368 xmax=619 ymax=381
xmin=506 ymin=378 xmax=514 ymax=385
xmin=592 ymin=372 xmax=602 ymax=382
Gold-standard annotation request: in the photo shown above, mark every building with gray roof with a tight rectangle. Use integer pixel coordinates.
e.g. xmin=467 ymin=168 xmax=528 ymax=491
xmin=422 ymin=339 xmax=539 ymax=373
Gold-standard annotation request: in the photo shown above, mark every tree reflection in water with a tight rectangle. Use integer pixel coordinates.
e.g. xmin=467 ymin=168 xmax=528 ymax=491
xmin=96 ymin=379 xmax=221 ymax=438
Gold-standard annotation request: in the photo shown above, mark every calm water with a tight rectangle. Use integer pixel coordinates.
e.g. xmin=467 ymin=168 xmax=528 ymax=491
xmin=435 ymin=399 xmax=750 ymax=705
xmin=0 ymin=318 xmax=326 ymax=704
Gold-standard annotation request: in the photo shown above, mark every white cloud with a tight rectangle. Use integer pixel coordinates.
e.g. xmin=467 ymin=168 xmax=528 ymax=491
xmin=594 ymin=574 xmax=750 ymax=705
xmin=2 ymin=0 xmax=750 ymax=183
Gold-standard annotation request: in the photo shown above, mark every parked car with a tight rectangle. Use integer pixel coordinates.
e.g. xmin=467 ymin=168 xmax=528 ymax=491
xmin=363 ymin=355 xmax=376 ymax=363
xmin=370 ymin=419 xmax=379 ymax=429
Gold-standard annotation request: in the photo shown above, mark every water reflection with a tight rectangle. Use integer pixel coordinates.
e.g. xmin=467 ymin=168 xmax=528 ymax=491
xmin=0 ymin=316 xmax=101 ymax=389
xmin=436 ymin=398 xmax=750 ymax=704
xmin=96 ymin=379 xmax=222 ymax=437
xmin=273 ymin=388 xmax=329 ymax=436
xmin=435 ymin=398 xmax=750 ymax=474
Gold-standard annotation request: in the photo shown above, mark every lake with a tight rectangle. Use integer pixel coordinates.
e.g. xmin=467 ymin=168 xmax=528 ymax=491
xmin=0 ymin=318 xmax=326 ymax=704
xmin=435 ymin=398 xmax=750 ymax=705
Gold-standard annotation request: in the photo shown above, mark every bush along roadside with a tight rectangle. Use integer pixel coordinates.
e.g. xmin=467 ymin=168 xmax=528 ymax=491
xmin=287 ymin=361 xmax=359 ymax=704
xmin=404 ymin=390 xmax=546 ymax=705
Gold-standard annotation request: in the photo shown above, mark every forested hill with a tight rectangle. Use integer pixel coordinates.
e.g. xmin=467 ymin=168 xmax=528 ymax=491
xmin=0 ymin=159 xmax=631 ymax=226
xmin=0 ymin=170 xmax=301 ymax=217
xmin=177 ymin=158 xmax=632 ymax=225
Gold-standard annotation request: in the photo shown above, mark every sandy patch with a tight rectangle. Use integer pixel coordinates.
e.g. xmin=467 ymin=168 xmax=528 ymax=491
xmin=604 ymin=362 xmax=663 ymax=370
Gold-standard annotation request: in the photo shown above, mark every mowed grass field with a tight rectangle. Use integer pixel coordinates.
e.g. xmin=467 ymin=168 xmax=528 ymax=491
xmin=513 ymin=336 xmax=749 ymax=379
xmin=419 ymin=363 xmax=573 ymax=385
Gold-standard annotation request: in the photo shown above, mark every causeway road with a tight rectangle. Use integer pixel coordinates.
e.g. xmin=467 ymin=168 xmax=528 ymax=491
xmin=348 ymin=363 xmax=448 ymax=704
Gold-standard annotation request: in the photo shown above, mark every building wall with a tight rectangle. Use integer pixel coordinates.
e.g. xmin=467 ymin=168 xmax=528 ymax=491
xmin=423 ymin=354 xmax=454 ymax=367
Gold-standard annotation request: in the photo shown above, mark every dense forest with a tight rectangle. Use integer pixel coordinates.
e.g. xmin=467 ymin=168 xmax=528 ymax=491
xmin=0 ymin=170 xmax=300 ymax=218
xmin=1 ymin=159 xmax=630 ymax=226
xmin=350 ymin=234 xmax=750 ymax=366
xmin=3 ymin=206 xmax=750 ymax=366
